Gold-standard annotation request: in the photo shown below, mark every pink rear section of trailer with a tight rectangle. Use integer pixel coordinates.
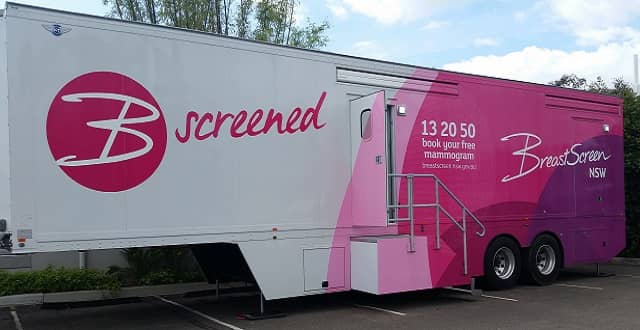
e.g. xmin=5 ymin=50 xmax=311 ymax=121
xmin=328 ymin=68 xmax=624 ymax=293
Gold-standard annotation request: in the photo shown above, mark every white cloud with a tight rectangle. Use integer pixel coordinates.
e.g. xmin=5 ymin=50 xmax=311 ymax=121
xmin=348 ymin=40 xmax=390 ymax=60
xmin=544 ymin=0 xmax=640 ymax=30
xmin=293 ymin=3 xmax=309 ymax=27
xmin=326 ymin=0 xmax=349 ymax=20
xmin=353 ymin=41 xmax=374 ymax=48
xmin=513 ymin=11 xmax=526 ymax=22
xmin=441 ymin=1 xmax=640 ymax=88
xmin=335 ymin=0 xmax=471 ymax=25
xmin=473 ymin=37 xmax=499 ymax=47
xmin=443 ymin=43 xmax=640 ymax=85
xmin=575 ymin=27 xmax=640 ymax=47
xmin=541 ymin=0 xmax=640 ymax=45
xmin=422 ymin=20 xmax=450 ymax=30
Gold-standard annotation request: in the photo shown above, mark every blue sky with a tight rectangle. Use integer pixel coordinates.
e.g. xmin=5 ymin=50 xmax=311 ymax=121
xmin=9 ymin=0 xmax=640 ymax=86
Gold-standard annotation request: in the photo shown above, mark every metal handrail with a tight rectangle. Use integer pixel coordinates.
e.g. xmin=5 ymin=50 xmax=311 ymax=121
xmin=386 ymin=173 xmax=486 ymax=275
xmin=439 ymin=206 xmax=464 ymax=231
xmin=437 ymin=180 xmax=486 ymax=237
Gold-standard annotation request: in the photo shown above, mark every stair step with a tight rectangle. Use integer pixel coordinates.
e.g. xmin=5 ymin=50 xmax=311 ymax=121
xmin=350 ymin=235 xmax=431 ymax=295
xmin=350 ymin=234 xmax=410 ymax=243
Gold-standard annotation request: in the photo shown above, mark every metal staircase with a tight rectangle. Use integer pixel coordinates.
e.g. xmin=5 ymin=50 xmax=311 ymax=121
xmin=387 ymin=173 xmax=486 ymax=275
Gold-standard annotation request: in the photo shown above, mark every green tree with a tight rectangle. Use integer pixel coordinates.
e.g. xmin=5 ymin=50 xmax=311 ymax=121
xmin=552 ymin=75 xmax=640 ymax=257
xmin=103 ymin=0 xmax=329 ymax=49
xmin=549 ymin=74 xmax=587 ymax=90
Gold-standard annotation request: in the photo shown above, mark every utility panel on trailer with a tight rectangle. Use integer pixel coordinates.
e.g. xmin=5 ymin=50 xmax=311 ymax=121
xmin=0 ymin=2 xmax=625 ymax=300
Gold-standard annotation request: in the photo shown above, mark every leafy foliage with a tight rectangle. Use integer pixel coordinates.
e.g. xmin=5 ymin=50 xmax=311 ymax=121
xmin=551 ymin=75 xmax=640 ymax=257
xmin=550 ymin=74 xmax=587 ymax=90
xmin=0 ymin=267 xmax=120 ymax=296
xmin=0 ymin=247 xmax=205 ymax=296
xmin=108 ymin=246 xmax=205 ymax=286
xmin=102 ymin=0 xmax=330 ymax=49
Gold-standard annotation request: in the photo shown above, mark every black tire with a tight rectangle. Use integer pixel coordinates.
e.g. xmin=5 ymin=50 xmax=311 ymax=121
xmin=483 ymin=236 xmax=521 ymax=290
xmin=523 ymin=234 xmax=561 ymax=286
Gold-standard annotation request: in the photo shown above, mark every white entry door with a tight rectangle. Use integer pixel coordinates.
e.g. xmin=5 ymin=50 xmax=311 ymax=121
xmin=349 ymin=91 xmax=388 ymax=227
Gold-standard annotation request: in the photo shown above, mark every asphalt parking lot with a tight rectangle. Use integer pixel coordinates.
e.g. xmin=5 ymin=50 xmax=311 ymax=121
xmin=1 ymin=263 xmax=639 ymax=330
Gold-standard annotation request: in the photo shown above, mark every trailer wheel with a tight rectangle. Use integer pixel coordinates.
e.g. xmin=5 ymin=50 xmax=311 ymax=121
xmin=524 ymin=234 xmax=561 ymax=286
xmin=483 ymin=236 xmax=521 ymax=290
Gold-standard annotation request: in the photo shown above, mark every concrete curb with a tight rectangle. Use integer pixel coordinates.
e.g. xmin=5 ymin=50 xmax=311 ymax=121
xmin=0 ymin=282 xmax=219 ymax=307
xmin=611 ymin=257 xmax=640 ymax=266
xmin=0 ymin=293 xmax=43 ymax=306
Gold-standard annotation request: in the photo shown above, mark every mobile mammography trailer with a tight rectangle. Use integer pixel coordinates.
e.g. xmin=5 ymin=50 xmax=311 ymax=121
xmin=0 ymin=3 xmax=626 ymax=300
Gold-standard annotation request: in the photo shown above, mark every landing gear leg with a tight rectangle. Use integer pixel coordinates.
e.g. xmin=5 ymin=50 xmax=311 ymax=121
xmin=260 ymin=293 xmax=264 ymax=315
xmin=242 ymin=292 xmax=286 ymax=320
xmin=470 ymin=278 xmax=483 ymax=296
xmin=594 ymin=263 xmax=614 ymax=277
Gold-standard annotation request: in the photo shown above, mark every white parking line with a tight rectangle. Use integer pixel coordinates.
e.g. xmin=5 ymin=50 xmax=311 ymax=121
xmin=480 ymin=293 xmax=519 ymax=302
xmin=154 ymin=296 xmax=244 ymax=330
xmin=353 ymin=304 xmax=407 ymax=316
xmin=554 ymin=283 xmax=604 ymax=290
xmin=444 ymin=287 xmax=519 ymax=302
xmin=10 ymin=308 xmax=24 ymax=330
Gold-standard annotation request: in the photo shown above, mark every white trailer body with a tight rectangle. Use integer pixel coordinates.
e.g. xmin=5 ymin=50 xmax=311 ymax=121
xmin=0 ymin=3 xmax=627 ymax=300
xmin=0 ymin=3 xmax=388 ymax=299
xmin=2 ymin=3 xmax=354 ymax=251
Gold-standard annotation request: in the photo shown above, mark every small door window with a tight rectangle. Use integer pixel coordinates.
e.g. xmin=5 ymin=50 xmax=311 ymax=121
xmin=360 ymin=109 xmax=372 ymax=140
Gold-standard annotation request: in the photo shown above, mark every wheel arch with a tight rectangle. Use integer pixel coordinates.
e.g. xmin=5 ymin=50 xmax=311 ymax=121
xmin=483 ymin=233 xmax=524 ymax=263
xmin=487 ymin=233 xmax=523 ymax=250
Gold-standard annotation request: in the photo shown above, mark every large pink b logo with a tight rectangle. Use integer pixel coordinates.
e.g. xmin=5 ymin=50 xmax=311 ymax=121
xmin=47 ymin=72 xmax=167 ymax=192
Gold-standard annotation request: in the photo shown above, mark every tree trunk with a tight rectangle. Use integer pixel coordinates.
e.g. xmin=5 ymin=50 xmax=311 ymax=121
xmin=114 ymin=0 xmax=124 ymax=19
xmin=223 ymin=0 xmax=230 ymax=35
xmin=215 ymin=0 xmax=222 ymax=34
xmin=124 ymin=0 xmax=138 ymax=21
xmin=145 ymin=0 xmax=157 ymax=24
xmin=285 ymin=0 xmax=294 ymax=45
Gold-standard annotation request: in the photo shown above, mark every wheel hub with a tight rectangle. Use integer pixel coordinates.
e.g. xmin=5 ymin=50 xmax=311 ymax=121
xmin=536 ymin=244 xmax=556 ymax=275
xmin=493 ymin=247 xmax=516 ymax=279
